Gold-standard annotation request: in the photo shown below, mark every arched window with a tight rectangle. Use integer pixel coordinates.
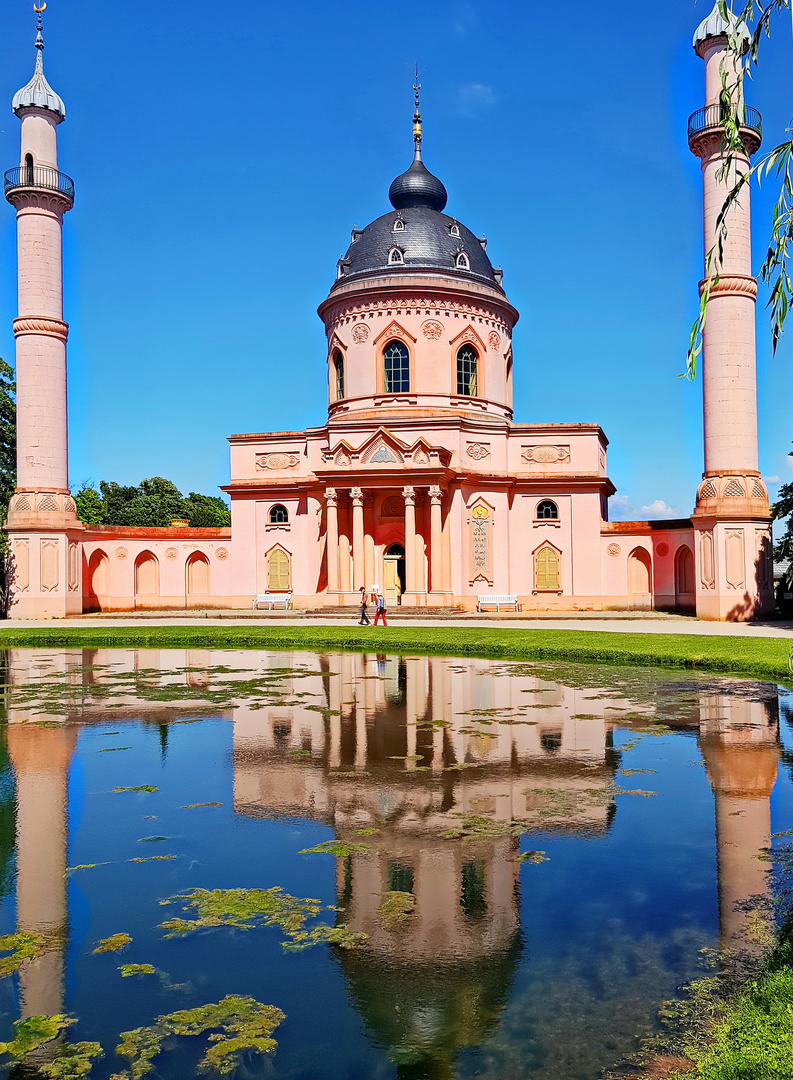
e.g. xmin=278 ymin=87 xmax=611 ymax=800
xmin=536 ymin=500 xmax=559 ymax=520
xmin=393 ymin=217 xmax=405 ymax=232
xmin=268 ymin=548 xmax=291 ymax=591
xmin=534 ymin=544 xmax=560 ymax=591
xmin=455 ymin=252 xmax=470 ymax=270
xmin=24 ymin=153 xmax=34 ymax=185
xmin=383 ymin=340 xmax=410 ymax=393
xmin=388 ymin=248 xmax=404 ymax=264
xmin=269 ymin=504 xmax=288 ymax=524
xmin=456 ymin=345 xmax=478 ymax=396
xmin=448 ymin=222 xmax=460 ymax=237
xmin=333 ymin=351 xmax=345 ymax=400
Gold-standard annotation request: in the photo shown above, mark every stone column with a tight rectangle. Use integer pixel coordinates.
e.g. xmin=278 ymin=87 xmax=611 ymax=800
xmin=429 ymin=486 xmax=444 ymax=597
xmin=351 ymin=488 xmax=365 ymax=593
xmin=325 ymin=488 xmax=339 ymax=593
xmin=403 ymin=486 xmax=416 ymax=600
xmin=339 ymin=495 xmax=351 ymax=593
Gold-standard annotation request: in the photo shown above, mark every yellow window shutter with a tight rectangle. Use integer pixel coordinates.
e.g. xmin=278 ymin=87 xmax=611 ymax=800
xmin=269 ymin=550 xmax=290 ymax=590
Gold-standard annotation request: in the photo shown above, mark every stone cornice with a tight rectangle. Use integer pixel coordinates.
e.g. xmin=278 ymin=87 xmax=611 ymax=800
xmin=318 ymin=276 xmax=519 ymax=329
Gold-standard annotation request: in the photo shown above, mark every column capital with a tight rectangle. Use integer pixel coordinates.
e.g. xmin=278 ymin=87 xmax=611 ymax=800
xmin=324 ymin=487 xmax=338 ymax=506
xmin=350 ymin=487 xmax=364 ymax=506
xmin=429 ymin=485 xmax=444 ymax=505
xmin=402 ymin=486 xmax=416 ymax=506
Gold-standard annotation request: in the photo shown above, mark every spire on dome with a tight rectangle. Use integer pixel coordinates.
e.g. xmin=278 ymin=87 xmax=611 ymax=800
xmin=12 ymin=4 xmax=66 ymax=120
xmin=693 ymin=1 xmax=751 ymax=52
xmin=388 ymin=72 xmax=448 ymax=213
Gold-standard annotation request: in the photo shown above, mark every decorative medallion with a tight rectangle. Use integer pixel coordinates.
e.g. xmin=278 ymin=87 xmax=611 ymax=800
xmin=413 ymin=450 xmax=429 ymax=466
xmin=656 ymin=542 xmax=670 ymax=558
xmin=472 ymin=505 xmax=490 ymax=519
xmin=351 ymin=324 xmax=369 ymax=344
xmin=466 ymin=442 xmax=490 ymax=461
xmin=335 ymin=448 xmax=351 ymax=467
xmin=488 ymin=331 xmax=501 ymax=350
xmin=256 ymin=453 xmax=300 ymax=471
xmin=381 ymin=496 xmax=404 ymax=517
xmin=215 ymin=547 xmax=229 ymax=560
xmin=370 ymin=446 xmax=397 ymax=464
xmin=522 ymin=445 xmax=571 ymax=464
xmin=421 ymin=320 xmax=444 ymax=340
xmin=606 ymin=543 xmax=621 ymax=558
xmin=115 ymin=547 xmax=128 ymax=560
xmin=165 ymin=547 xmax=179 ymax=560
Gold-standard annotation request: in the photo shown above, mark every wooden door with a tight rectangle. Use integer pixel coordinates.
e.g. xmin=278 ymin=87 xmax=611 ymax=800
xmin=384 ymin=557 xmax=400 ymax=608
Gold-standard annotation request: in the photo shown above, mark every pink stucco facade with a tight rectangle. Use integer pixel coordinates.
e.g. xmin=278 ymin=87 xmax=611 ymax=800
xmin=2 ymin=6 xmax=774 ymax=620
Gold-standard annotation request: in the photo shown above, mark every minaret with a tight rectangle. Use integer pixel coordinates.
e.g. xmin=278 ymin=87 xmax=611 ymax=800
xmin=4 ymin=7 xmax=82 ymax=618
xmin=689 ymin=4 xmax=774 ymax=621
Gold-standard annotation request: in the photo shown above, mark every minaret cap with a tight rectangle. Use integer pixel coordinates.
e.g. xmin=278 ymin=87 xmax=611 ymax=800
xmin=12 ymin=6 xmax=66 ymax=120
xmin=693 ymin=1 xmax=751 ymax=52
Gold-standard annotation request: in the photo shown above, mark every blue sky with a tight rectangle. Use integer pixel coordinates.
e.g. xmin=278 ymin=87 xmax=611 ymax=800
xmin=0 ymin=0 xmax=791 ymax=519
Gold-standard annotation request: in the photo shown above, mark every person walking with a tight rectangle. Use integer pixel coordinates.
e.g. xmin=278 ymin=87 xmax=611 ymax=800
xmin=374 ymin=591 xmax=387 ymax=626
xmin=357 ymin=586 xmax=370 ymax=626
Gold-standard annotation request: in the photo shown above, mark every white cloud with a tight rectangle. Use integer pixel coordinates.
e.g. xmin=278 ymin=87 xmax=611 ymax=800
xmin=763 ymin=475 xmax=781 ymax=485
xmin=787 ymin=454 xmax=793 ymax=471
xmin=608 ymin=495 xmax=683 ymax=521
xmin=456 ymin=83 xmax=498 ymax=118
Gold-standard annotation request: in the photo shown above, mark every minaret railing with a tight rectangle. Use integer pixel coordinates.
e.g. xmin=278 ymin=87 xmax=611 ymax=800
xmin=687 ymin=104 xmax=762 ymax=145
xmin=4 ymin=165 xmax=74 ymax=202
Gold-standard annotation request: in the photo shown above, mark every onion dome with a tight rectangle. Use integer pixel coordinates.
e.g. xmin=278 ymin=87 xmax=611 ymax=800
xmin=693 ymin=1 xmax=751 ymax=51
xmin=12 ymin=14 xmax=66 ymax=119
xmin=389 ymin=152 xmax=448 ymax=212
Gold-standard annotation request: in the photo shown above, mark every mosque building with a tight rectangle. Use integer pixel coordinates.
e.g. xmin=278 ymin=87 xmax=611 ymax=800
xmin=2 ymin=4 xmax=775 ymax=619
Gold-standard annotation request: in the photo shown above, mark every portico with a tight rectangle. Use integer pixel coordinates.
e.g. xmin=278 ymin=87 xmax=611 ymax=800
xmin=322 ymin=482 xmax=452 ymax=606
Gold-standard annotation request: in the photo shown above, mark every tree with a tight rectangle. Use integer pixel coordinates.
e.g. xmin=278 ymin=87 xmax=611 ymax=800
xmin=73 ymin=477 xmax=231 ymax=529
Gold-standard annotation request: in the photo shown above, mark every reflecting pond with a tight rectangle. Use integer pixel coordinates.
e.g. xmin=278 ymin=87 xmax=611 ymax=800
xmin=0 ymin=647 xmax=791 ymax=1079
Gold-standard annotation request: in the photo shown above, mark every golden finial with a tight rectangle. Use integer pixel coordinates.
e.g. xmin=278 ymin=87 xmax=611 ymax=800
xmin=412 ymin=63 xmax=422 ymax=149
xmin=33 ymin=3 xmax=47 ymax=12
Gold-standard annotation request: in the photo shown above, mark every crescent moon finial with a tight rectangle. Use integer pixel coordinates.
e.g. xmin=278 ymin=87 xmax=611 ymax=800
xmin=33 ymin=3 xmax=47 ymax=13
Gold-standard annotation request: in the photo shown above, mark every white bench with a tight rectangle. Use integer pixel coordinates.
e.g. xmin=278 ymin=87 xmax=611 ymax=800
xmin=477 ymin=594 xmax=520 ymax=612
xmin=252 ymin=593 xmax=292 ymax=610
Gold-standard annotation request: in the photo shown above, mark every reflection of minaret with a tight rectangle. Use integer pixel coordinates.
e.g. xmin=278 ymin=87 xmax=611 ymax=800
xmin=699 ymin=691 xmax=779 ymax=953
xmin=7 ymin=724 xmax=76 ymax=1019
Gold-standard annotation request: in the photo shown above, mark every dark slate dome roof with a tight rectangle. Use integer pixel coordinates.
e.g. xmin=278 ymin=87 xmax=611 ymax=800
xmin=333 ymin=143 xmax=501 ymax=291
xmin=338 ymin=207 xmax=497 ymax=286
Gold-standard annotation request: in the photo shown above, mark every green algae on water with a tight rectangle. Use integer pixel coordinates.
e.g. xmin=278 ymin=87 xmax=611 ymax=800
xmin=0 ymin=1014 xmax=103 ymax=1078
xmin=158 ymin=887 xmax=365 ymax=950
xmin=137 ymin=836 xmax=168 ymax=843
xmin=518 ymin=850 xmax=550 ymax=864
xmin=183 ymin=802 xmax=223 ymax=808
xmin=118 ymin=964 xmax=156 ymax=977
xmin=441 ymin=813 xmax=530 ymax=841
xmin=93 ymin=933 xmax=132 ymax=954
xmin=378 ymin=891 xmax=415 ymax=930
xmin=100 ymin=747 xmax=131 ymax=753
xmin=114 ymin=786 xmax=158 ymax=794
xmin=113 ymin=995 xmax=284 ymax=1078
xmin=128 ymin=855 xmax=177 ymax=863
xmin=0 ymin=931 xmax=46 ymax=977
xmin=299 ymin=839 xmax=373 ymax=857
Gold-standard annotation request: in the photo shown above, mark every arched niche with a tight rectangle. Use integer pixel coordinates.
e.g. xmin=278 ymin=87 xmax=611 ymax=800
xmin=134 ymin=551 xmax=160 ymax=598
xmin=85 ymin=549 xmax=109 ymax=612
xmin=186 ymin=551 xmax=210 ymax=596
xmin=627 ymin=547 xmax=652 ymax=596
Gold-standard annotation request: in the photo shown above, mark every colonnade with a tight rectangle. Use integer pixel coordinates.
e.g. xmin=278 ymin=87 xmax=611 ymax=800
xmin=324 ymin=485 xmax=452 ymax=602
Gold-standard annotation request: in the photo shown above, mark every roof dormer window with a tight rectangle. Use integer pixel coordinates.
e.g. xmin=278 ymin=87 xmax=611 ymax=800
xmin=350 ymin=226 xmax=363 ymax=244
xmin=393 ymin=217 xmax=405 ymax=232
xmin=389 ymin=247 xmax=404 ymax=265
xmin=455 ymin=251 xmax=470 ymax=270
xmin=448 ymin=221 xmax=460 ymax=237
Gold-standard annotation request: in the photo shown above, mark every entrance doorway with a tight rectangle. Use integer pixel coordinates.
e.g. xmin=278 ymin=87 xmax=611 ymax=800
xmin=384 ymin=544 xmax=406 ymax=607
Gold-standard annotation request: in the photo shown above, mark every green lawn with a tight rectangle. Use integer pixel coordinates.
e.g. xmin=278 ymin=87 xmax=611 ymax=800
xmin=0 ymin=624 xmax=789 ymax=684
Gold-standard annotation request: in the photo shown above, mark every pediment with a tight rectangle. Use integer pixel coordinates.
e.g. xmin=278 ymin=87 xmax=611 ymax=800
xmin=449 ymin=325 xmax=487 ymax=353
xmin=373 ymin=319 xmax=417 ymax=347
xmin=321 ymin=428 xmax=451 ymax=470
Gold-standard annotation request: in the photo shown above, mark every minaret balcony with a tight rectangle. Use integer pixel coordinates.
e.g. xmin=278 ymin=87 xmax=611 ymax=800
xmin=687 ymin=104 xmax=762 ymax=155
xmin=4 ymin=165 xmax=74 ymax=206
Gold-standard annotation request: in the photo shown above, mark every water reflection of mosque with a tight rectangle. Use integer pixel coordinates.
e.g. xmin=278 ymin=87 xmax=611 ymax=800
xmin=1 ymin=649 xmax=784 ymax=1078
